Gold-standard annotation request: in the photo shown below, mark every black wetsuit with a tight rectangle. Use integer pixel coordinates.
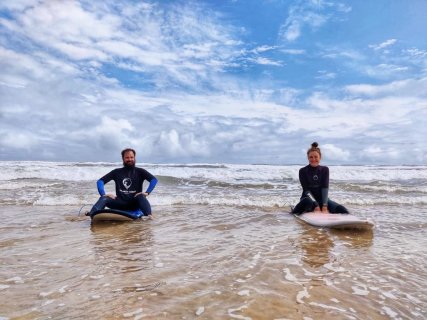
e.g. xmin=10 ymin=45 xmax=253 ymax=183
xmin=100 ymin=167 xmax=156 ymax=202
xmin=90 ymin=166 xmax=157 ymax=215
xmin=292 ymin=165 xmax=348 ymax=214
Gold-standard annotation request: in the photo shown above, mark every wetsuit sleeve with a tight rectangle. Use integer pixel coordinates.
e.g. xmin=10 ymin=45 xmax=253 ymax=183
xmin=97 ymin=179 xmax=106 ymax=196
xmin=97 ymin=169 xmax=116 ymax=196
xmin=320 ymin=166 xmax=329 ymax=205
xmin=100 ymin=170 xmax=115 ymax=184
xmin=137 ymin=168 xmax=157 ymax=194
xmin=146 ymin=177 xmax=158 ymax=194
xmin=321 ymin=188 xmax=329 ymax=206
xmin=299 ymin=168 xmax=310 ymax=197
xmin=299 ymin=166 xmax=319 ymax=206
xmin=321 ymin=166 xmax=330 ymax=188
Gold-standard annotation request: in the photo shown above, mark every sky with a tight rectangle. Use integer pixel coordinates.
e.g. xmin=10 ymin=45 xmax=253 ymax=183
xmin=0 ymin=0 xmax=426 ymax=165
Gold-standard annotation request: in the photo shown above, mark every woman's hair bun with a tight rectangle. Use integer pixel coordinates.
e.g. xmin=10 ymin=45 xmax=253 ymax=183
xmin=307 ymin=141 xmax=321 ymax=156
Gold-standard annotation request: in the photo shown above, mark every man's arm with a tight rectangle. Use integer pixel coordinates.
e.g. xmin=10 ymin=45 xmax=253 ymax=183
xmin=97 ymin=179 xmax=106 ymax=196
xmin=145 ymin=177 xmax=158 ymax=194
xmin=97 ymin=170 xmax=116 ymax=198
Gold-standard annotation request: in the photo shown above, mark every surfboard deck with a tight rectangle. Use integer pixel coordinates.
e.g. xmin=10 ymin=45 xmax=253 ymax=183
xmin=90 ymin=208 xmax=144 ymax=222
xmin=293 ymin=212 xmax=374 ymax=230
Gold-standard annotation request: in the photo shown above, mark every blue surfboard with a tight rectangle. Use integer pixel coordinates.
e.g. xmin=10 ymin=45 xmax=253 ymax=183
xmin=90 ymin=208 xmax=144 ymax=222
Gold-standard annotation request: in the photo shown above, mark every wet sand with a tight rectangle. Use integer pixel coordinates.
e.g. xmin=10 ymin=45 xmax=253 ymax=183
xmin=0 ymin=204 xmax=426 ymax=319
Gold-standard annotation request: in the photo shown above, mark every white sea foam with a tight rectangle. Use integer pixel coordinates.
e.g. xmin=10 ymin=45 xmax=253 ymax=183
xmin=195 ymin=306 xmax=205 ymax=316
xmin=351 ymin=285 xmax=369 ymax=296
xmin=381 ymin=290 xmax=398 ymax=299
xmin=39 ymin=291 xmax=53 ymax=297
xmin=2 ymin=161 xmax=425 ymax=183
xmin=228 ymin=305 xmax=251 ymax=320
xmin=41 ymin=299 xmax=55 ymax=306
xmin=309 ymin=302 xmax=347 ymax=312
xmin=381 ymin=306 xmax=398 ymax=318
xmin=6 ymin=277 xmax=24 ymax=284
xmin=123 ymin=308 xmax=143 ymax=318
xmin=238 ymin=290 xmax=250 ymax=296
xmin=283 ymin=268 xmax=298 ymax=282
xmin=1 ymin=161 xmax=425 ymax=207
xmin=296 ymin=286 xmax=310 ymax=304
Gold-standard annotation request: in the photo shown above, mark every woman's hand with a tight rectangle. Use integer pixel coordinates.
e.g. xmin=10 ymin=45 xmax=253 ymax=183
xmin=321 ymin=206 xmax=329 ymax=214
xmin=314 ymin=206 xmax=321 ymax=212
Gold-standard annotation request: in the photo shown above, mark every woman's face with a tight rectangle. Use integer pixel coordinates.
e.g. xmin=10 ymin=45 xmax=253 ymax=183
xmin=308 ymin=151 xmax=321 ymax=167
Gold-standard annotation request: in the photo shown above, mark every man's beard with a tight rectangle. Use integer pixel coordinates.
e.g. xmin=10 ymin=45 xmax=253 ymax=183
xmin=123 ymin=160 xmax=135 ymax=168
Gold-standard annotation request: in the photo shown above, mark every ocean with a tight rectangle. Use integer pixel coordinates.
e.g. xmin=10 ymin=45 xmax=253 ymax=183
xmin=0 ymin=161 xmax=426 ymax=319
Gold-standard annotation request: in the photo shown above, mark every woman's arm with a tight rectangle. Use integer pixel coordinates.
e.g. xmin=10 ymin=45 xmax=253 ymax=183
xmin=321 ymin=166 xmax=330 ymax=213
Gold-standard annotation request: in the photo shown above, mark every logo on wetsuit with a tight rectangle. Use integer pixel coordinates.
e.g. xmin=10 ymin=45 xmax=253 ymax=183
xmin=313 ymin=175 xmax=319 ymax=181
xmin=123 ymin=178 xmax=132 ymax=189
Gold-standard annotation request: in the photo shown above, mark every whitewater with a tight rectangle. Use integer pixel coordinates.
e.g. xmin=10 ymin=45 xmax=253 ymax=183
xmin=1 ymin=161 xmax=426 ymax=207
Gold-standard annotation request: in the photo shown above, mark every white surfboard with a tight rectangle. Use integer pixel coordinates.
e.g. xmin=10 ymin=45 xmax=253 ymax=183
xmin=294 ymin=212 xmax=374 ymax=230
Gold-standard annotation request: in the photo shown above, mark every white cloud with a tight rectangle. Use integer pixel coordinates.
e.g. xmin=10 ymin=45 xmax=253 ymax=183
xmin=157 ymin=130 xmax=210 ymax=158
xmin=281 ymin=20 xmax=302 ymax=42
xmin=364 ymin=63 xmax=409 ymax=79
xmin=279 ymin=2 xmax=348 ymax=42
xmin=0 ymin=0 xmax=245 ymax=90
xmin=0 ymin=1 xmax=425 ymax=165
xmin=405 ymin=48 xmax=427 ymax=58
xmin=0 ymin=0 xmax=40 ymax=11
xmin=369 ymin=39 xmax=397 ymax=51
xmin=322 ymin=144 xmax=350 ymax=161
xmin=252 ymin=45 xmax=276 ymax=54
xmin=281 ymin=49 xmax=305 ymax=55
xmin=95 ymin=116 xmax=134 ymax=136
xmin=249 ymin=57 xmax=283 ymax=66
xmin=0 ymin=47 xmax=71 ymax=81
xmin=0 ymin=132 xmax=38 ymax=150
xmin=363 ymin=145 xmax=400 ymax=160
xmin=0 ymin=72 xmax=425 ymax=163
xmin=316 ymin=70 xmax=336 ymax=79
xmin=321 ymin=48 xmax=364 ymax=61
xmin=345 ymin=77 xmax=427 ymax=97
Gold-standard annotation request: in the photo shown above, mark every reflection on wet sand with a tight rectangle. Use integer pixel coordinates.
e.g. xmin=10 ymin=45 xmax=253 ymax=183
xmin=90 ymin=220 xmax=154 ymax=246
xmin=89 ymin=220 xmax=155 ymax=274
xmin=330 ymin=228 xmax=374 ymax=249
xmin=297 ymin=226 xmax=374 ymax=268
xmin=297 ymin=227 xmax=334 ymax=268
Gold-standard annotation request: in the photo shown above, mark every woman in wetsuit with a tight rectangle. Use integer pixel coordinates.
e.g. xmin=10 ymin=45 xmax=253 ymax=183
xmin=292 ymin=142 xmax=349 ymax=214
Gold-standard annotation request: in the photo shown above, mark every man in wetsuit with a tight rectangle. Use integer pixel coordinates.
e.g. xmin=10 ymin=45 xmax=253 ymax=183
xmin=87 ymin=148 xmax=158 ymax=217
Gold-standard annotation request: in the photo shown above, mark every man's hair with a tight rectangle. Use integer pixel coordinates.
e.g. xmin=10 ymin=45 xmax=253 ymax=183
xmin=121 ymin=148 xmax=136 ymax=159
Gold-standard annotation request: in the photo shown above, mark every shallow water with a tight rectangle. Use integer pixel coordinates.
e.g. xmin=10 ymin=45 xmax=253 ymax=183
xmin=1 ymin=162 xmax=426 ymax=319
xmin=1 ymin=204 xmax=426 ymax=319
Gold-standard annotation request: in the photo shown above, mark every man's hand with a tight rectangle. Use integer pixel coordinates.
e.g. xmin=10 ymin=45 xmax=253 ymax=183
xmin=106 ymin=194 xmax=116 ymax=199
xmin=134 ymin=192 xmax=149 ymax=197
